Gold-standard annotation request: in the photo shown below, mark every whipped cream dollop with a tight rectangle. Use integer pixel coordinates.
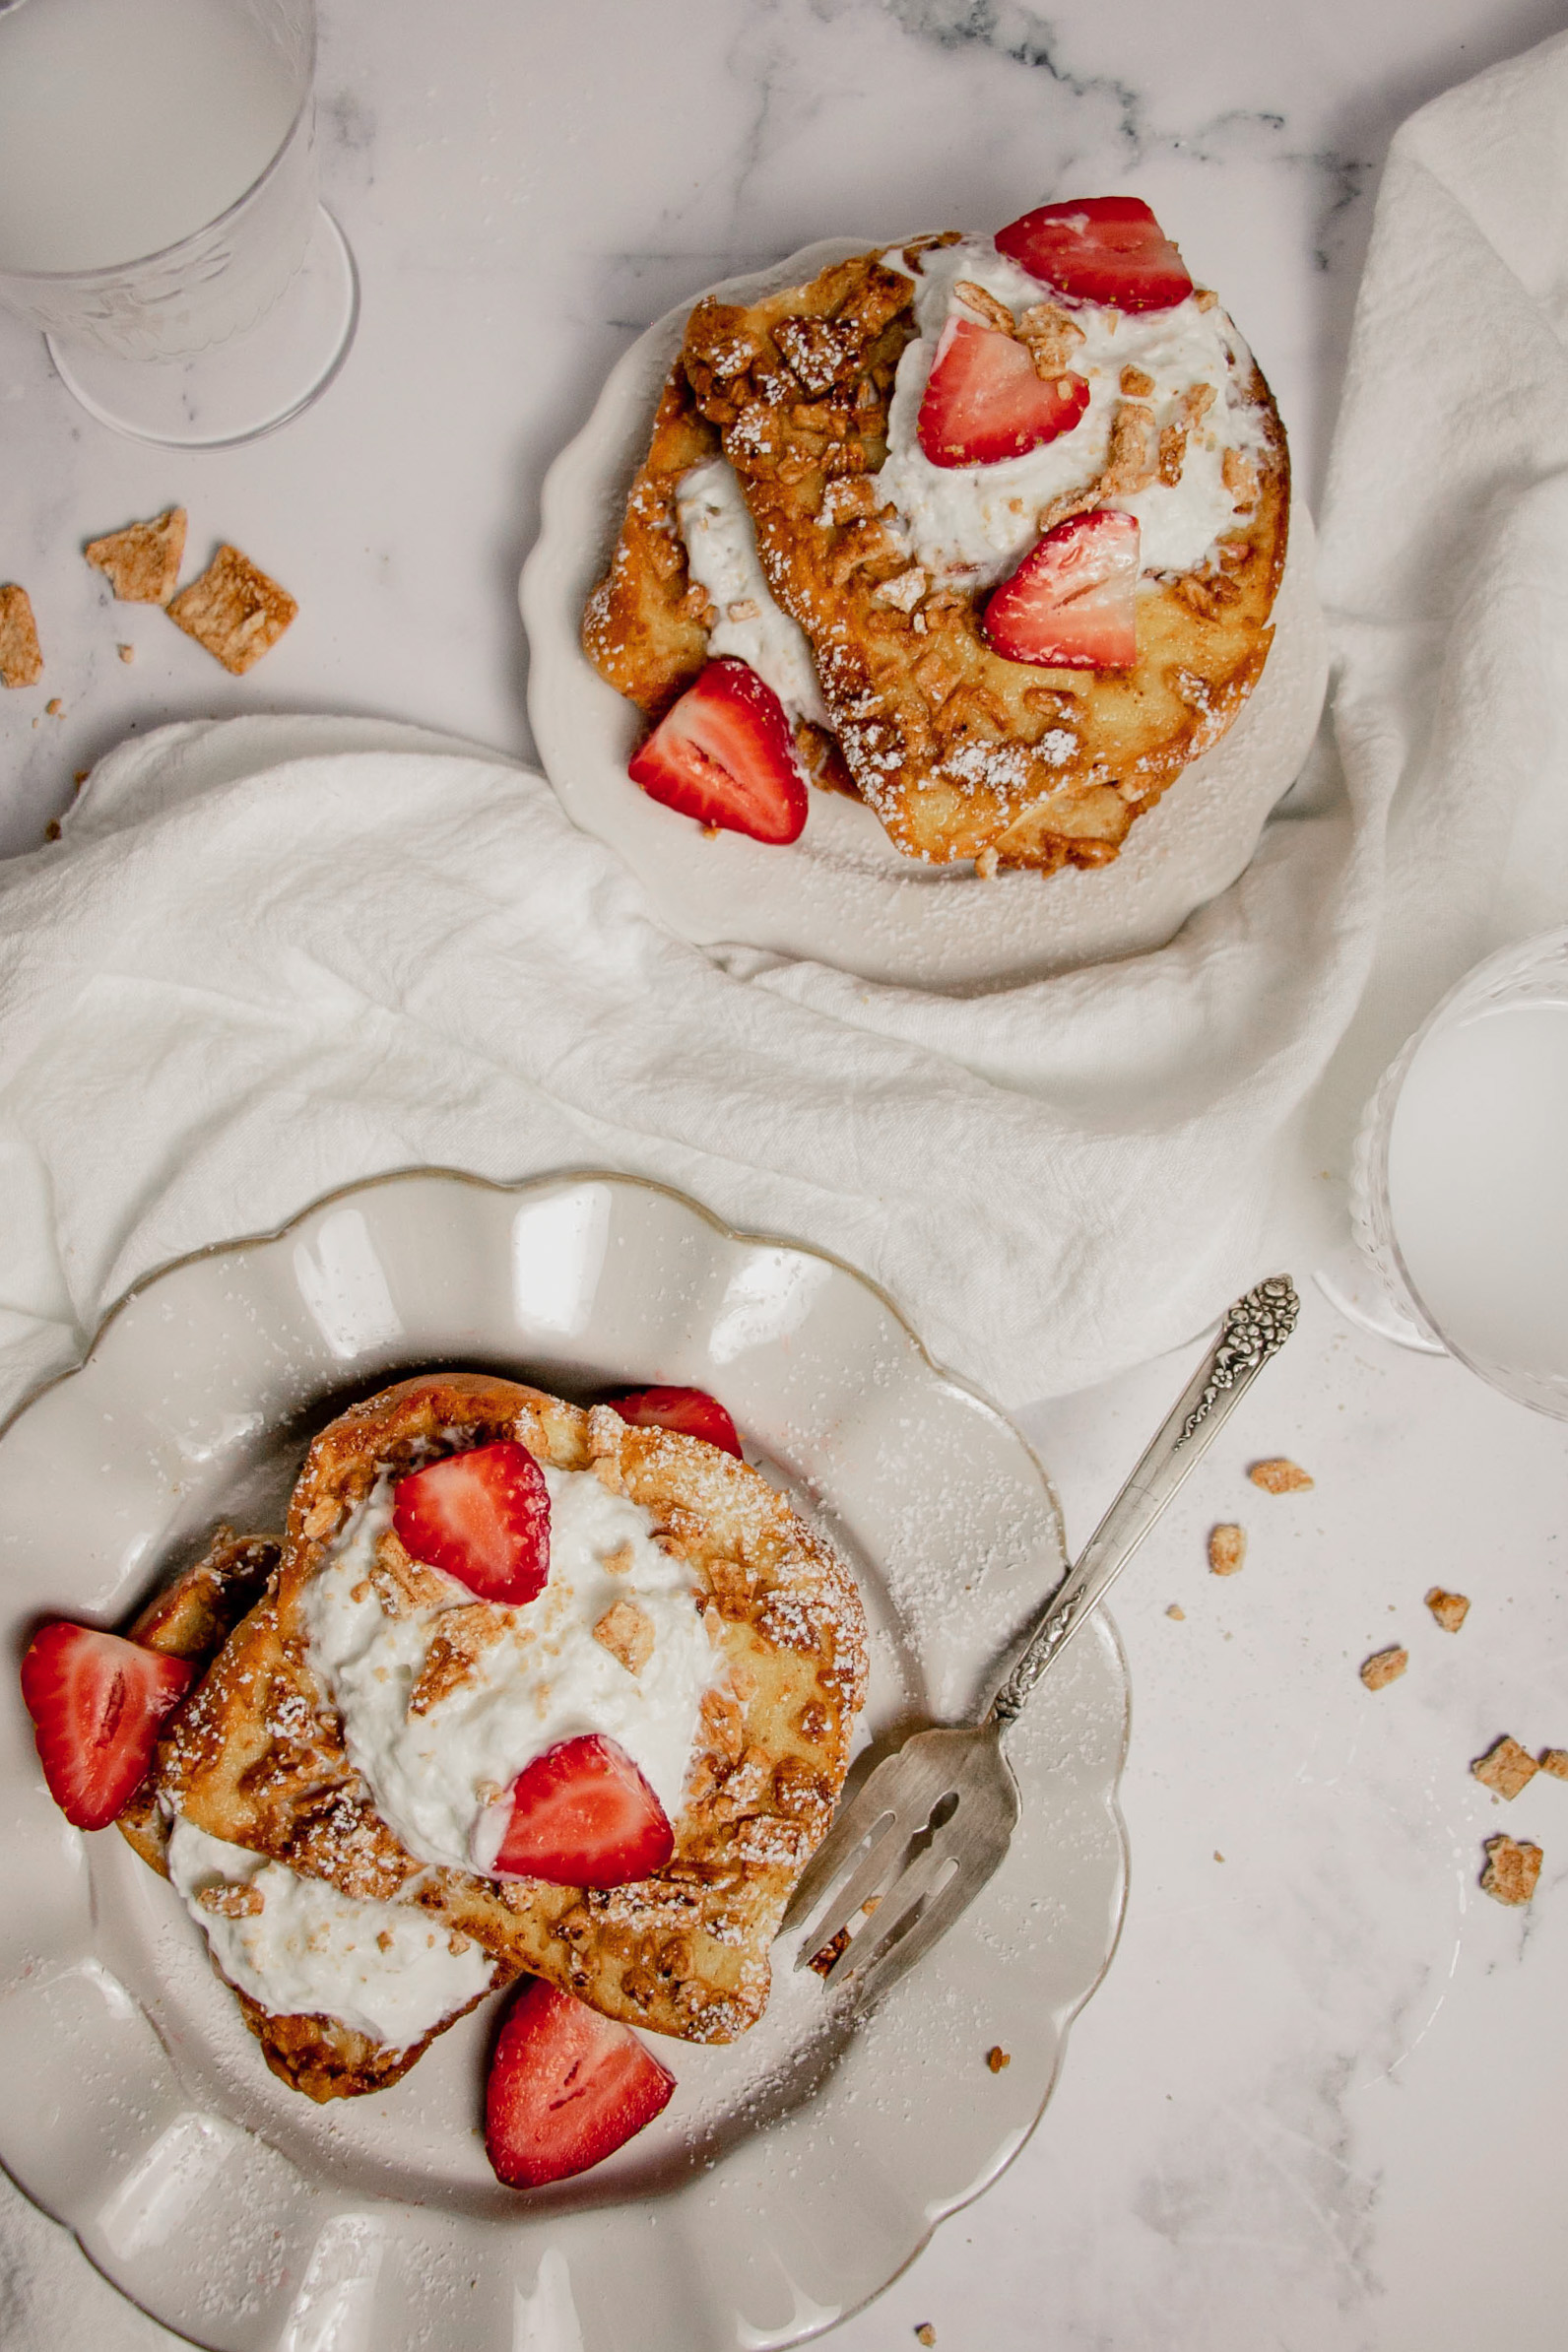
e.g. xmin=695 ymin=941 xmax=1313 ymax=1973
xmin=166 ymin=1814 xmax=495 ymax=2047
xmin=676 ymin=458 xmax=830 ymax=726
xmin=875 ymin=235 xmax=1271 ymax=586
xmin=301 ymin=1461 xmax=724 ymax=1876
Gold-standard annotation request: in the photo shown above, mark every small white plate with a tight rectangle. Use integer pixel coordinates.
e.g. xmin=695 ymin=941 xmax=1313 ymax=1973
xmin=521 ymin=238 xmax=1328 ymax=990
xmin=0 ymin=1171 xmax=1128 ymax=2352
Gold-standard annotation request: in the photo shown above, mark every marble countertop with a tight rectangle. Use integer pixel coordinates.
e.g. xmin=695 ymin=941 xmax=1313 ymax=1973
xmin=2 ymin=3 xmax=1567 ymax=2347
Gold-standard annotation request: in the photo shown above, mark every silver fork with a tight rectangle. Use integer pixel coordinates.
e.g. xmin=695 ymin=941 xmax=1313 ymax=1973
xmin=783 ymin=1276 xmax=1300 ymax=2007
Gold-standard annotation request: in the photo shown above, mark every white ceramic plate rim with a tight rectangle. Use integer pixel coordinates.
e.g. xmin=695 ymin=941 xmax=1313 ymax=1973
xmin=0 ymin=1167 xmax=1130 ymax=2352
xmin=520 ymin=237 xmax=1329 ymax=989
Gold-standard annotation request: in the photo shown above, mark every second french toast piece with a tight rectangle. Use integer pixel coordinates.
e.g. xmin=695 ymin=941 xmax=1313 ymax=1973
xmin=156 ymin=1372 xmax=868 ymax=2043
xmin=120 ymin=1526 xmax=506 ymax=2103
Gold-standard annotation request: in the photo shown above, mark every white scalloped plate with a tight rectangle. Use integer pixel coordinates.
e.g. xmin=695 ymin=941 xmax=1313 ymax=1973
xmin=520 ymin=237 xmax=1328 ymax=988
xmin=0 ymin=1171 xmax=1128 ymax=2352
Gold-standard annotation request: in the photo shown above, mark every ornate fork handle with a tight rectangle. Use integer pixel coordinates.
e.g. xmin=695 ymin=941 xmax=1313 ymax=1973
xmin=988 ymin=1276 xmax=1299 ymax=1728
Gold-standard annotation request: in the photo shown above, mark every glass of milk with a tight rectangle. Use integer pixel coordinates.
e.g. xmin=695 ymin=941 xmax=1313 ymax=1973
xmin=1341 ymin=926 xmax=1568 ymax=1416
xmin=0 ymin=0 xmax=358 ymax=447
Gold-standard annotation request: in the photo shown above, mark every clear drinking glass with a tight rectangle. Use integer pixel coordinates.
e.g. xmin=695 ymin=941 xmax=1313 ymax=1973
xmin=1320 ymin=926 xmax=1568 ymax=1417
xmin=0 ymin=0 xmax=358 ymax=447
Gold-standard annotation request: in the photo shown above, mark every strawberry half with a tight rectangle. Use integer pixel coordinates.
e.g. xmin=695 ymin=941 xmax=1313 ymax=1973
xmin=607 ymin=1385 xmax=742 ymax=1459
xmin=628 ymin=658 xmax=808 ymax=844
xmin=983 ymin=509 xmax=1141 ymax=671
xmin=486 ymin=1978 xmax=675 ymax=2189
xmin=20 ymin=1623 xmax=194 ymax=1831
xmin=393 ymin=1440 xmax=550 ymax=1605
xmin=917 ymin=317 xmax=1088 ymax=469
xmin=995 ymin=197 xmax=1193 ymax=312
xmin=491 ymin=1733 xmax=673 ymax=1886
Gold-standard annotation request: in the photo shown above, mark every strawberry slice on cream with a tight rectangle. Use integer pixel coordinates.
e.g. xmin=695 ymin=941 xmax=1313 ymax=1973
xmin=983 ymin=509 xmax=1141 ymax=671
xmin=916 ymin=315 xmax=1088 ymax=469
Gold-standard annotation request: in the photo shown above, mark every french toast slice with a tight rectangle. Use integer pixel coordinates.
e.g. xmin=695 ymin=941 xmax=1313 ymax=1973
xmin=585 ymin=241 xmax=1289 ymax=871
xmin=120 ymin=1529 xmax=505 ymax=2103
xmin=156 ymin=1373 xmax=868 ymax=2044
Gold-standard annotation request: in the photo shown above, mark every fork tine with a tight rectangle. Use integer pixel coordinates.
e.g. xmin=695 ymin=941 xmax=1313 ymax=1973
xmin=789 ymin=1804 xmax=910 ymax=1971
xmin=818 ymin=1837 xmax=962 ymax=1993
xmin=780 ymin=1748 xmax=912 ymax=1933
xmin=841 ymin=1853 xmax=995 ymax=2007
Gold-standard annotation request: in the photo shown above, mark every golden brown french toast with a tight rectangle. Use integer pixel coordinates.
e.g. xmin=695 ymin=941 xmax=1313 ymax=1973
xmin=155 ymin=1373 xmax=868 ymax=2044
xmin=583 ymin=236 xmax=1288 ymax=872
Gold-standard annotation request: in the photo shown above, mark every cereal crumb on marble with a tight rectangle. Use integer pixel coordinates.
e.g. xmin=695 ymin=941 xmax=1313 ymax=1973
xmin=1472 ymin=1735 xmax=1538 ymax=1800
xmin=986 ymin=2046 xmax=1011 ymax=2072
xmin=1424 ymin=1587 xmax=1470 ymax=1632
xmin=1480 ymin=1834 xmax=1541 ymax=1906
xmin=1359 ymin=1646 xmax=1407 ymax=1691
xmin=1249 ymin=1459 xmax=1312 ymax=1494
xmin=0 ymin=585 xmax=43 ymax=687
xmin=1538 ymin=1748 xmax=1568 ymax=1780
xmin=1209 ymin=1523 xmax=1246 ymax=1575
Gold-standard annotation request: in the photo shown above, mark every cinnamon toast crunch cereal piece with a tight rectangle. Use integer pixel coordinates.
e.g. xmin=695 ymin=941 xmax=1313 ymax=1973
xmin=1538 ymin=1748 xmax=1568 ymax=1780
xmin=1359 ymin=1645 xmax=1407 ymax=1691
xmin=1480 ymin=1834 xmax=1541 ymax=1906
xmin=167 ymin=543 xmax=296 ymax=674
xmin=1472 ymin=1735 xmax=1539 ymax=1800
xmin=1424 ymin=1587 xmax=1470 ymax=1632
xmin=84 ymin=507 xmax=186 ymax=605
xmin=0 ymin=586 xmax=43 ymax=687
xmin=1249 ymin=1458 xmax=1312 ymax=1494
xmin=1209 ymin=1523 xmax=1246 ymax=1575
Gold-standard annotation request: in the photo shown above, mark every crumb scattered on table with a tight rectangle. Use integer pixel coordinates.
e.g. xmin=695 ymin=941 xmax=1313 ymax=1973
xmin=1480 ymin=1834 xmax=1541 ymax=1906
xmin=1249 ymin=1458 xmax=1313 ymax=1494
xmin=1165 ymin=1602 xmax=1186 ymax=1620
xmin=1360 ymin=1645 xmax=1407 ymax=1691
xmin=117 ymin=642 xmax=135 ymax=664
xmin=1538 ymin=1749 xmax=1568 ymax=1781
xmin=986 ymin=2046 xmax=1011 ymax=2072
xmin=0 ymin=585 xmax=43 ymax=687
xmin=167 ymin=542 xmax=296 ymax=674
xmin=45 ymin=695 xmax=62 ymax=717
xmin=1209 ymin=1523 xmax=1246 ymax=1575
xmin=915 ymin=2328 xmax=936 ymax=2347
xmin=1425 ymin=1587 xmax=1470 ymax=1632
xmin=1472 ymin=1735 xmax=1538 ymax=1801
xmin=43 ymin=819 xmax=60 ymax=842
xmin=1213 ymin=1850 xmax=1225 ymax=1862
xmin=84 ymin=506 xmax=186 ymax=604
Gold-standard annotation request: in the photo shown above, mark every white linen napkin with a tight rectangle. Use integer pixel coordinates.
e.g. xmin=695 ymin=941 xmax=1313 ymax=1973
xmin=6 ymin=31 xmax=1568 ymax=2352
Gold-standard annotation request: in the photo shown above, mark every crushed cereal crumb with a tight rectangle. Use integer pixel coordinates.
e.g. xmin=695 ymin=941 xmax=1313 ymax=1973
xmin=1359 ymin=1646 xmax=1407 ymax=1691
xmin=1538 ymin=1748 xmax=1568 ymax=1780
xmin=0 ymin=585 xmax=43 ymax=688
xmin=1424 ymin=1587 xmax=1470 ymax=1632
xmin=1209 ymin=1524 xmax=1246 ymax=1576
xmin=986 ymin=2045 xmax=1011 ymax=2072
xmin=1249 ymin=1459 xmax=1312 ymax=1494
xmin=1480 ymin=1834 xmax=1541 ymax=1906
xmin=1165 ymin=1602 xmax=1186 ymax=1620
xmin=1472 ymin=1735 xmax=1538 ymax=1801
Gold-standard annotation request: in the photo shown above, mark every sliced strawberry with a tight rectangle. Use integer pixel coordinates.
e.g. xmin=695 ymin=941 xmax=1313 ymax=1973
xmin=20 ymin=1623 xmax=193 ymax=1831
xmin=607 ymin=1385 xmax=742 ymax=1459
xmin=983 ymin=509 xmax=1141 ymax=671
xmin=628 ymin=658 xmax=808 ymax=844
xmin=486 ymin=1978 xmax=675 ymax=2189
xmin=917 ymin=317 xmax=1088 ymax=469
xmin=995 ymin=197 xmax=1193 ymax=312
xmin=492 ymin=1733 xmax=673 ymax=1886
xmin=393 ymin=1440 xmax=550 ymax=1605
